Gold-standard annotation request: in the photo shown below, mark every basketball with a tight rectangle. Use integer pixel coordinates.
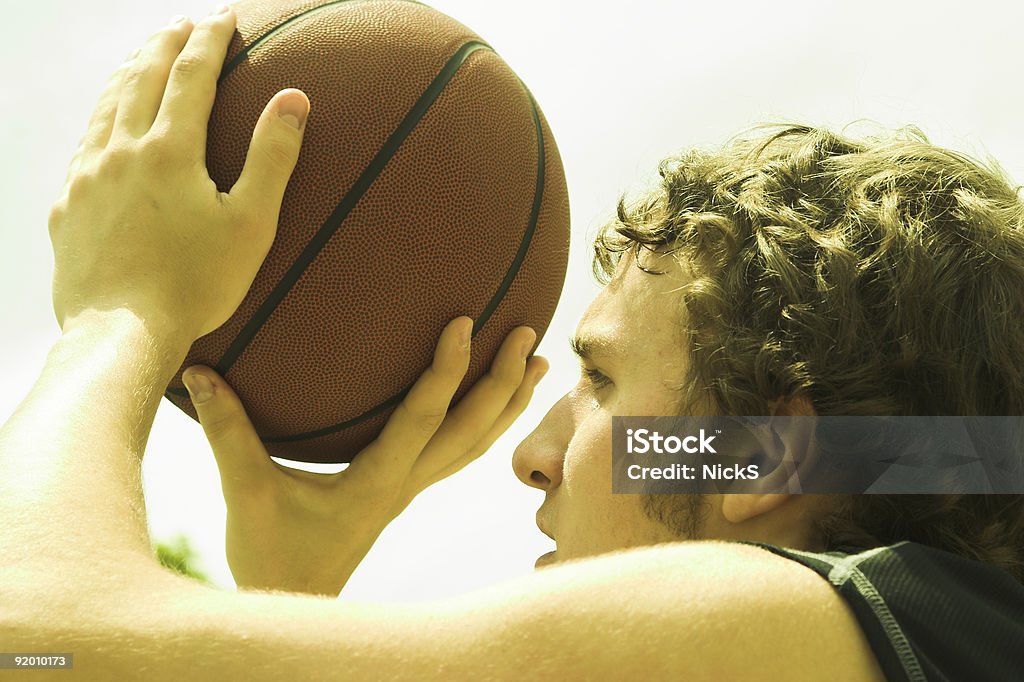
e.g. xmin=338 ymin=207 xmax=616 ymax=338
xmin=162 ymin=0 xmax=570 ymax=464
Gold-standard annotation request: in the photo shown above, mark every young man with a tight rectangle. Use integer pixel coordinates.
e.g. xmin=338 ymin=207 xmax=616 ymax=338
xmin=1 ymin=9 xmax=1021 ymax=680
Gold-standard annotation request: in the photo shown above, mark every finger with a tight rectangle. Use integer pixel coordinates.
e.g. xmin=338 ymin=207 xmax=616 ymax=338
xmin=112 ymin=15 xmax=194 ymax=138
xmin=485 ymin=356 xmax=549 ymax=439
xmin=419 ymin=356 xmax=549 ymax=489
xmin=66 ymin=54 xmax=136 ymax=182
xmin=183 ymin=365 xmax=275 ymax=485
xmin=408 ymin=326 xmax=537 ymax=481
xmin=230 ymin=89 xmax=309 ymax=213
xmin=154 ymin=5 xmax=237 ymax=155
xmin=344 ymin=317 xmax=473 ymax=487
xmin=77 ymin=52 xmax=136 ymax=158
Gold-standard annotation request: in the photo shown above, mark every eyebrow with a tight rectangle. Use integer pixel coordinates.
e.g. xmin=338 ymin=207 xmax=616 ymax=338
xmin=569 ymin=332 xmax=620 ymax=362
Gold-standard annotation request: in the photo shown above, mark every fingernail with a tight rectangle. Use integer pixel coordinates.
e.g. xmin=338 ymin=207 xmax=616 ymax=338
xmin=169 ymin=14 xmax=188 ymax=24
xmin=277 ymin=94 xmax=309 ymax=130
xmin=460 ymin=319 xmax=473 ymax=352
xmin=533 ymin=365 xmax=549 ymax=385
xmin=183 ymin=371 xmax=213 ymax=405
xmin=211 ymin=4 xmax=230 ymax=14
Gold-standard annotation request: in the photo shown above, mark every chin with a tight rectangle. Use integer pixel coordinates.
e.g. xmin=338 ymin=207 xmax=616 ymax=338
xmin=534 ymin=550 xmax=559 ymax=569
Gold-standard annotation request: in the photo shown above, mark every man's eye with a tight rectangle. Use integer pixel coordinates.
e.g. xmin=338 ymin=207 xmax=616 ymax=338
xmin=583 ymin=367 xmax=613 ymax=389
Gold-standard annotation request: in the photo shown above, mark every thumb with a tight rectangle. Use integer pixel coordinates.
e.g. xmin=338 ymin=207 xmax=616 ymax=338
xmin=230 ymin=88 xmax=309 ymax=212
xmin=183 ymin=366 xmax=272 ymax=482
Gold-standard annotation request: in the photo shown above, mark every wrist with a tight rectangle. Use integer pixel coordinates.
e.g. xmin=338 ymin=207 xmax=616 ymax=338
xmin=60 ymin=307 xmax=193 ymax=371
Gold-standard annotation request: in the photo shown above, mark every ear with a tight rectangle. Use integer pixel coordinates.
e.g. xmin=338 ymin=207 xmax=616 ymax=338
xmin=770 ymin=394 xmax=817 ymax=418
xmin=720 ymin=493 xmax=789 ymax=524
xmin=721 ymin=395 xmax=818 ymax=525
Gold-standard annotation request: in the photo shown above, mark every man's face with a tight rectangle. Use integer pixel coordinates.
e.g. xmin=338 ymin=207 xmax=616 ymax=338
xmin=513 ymin=252 xmax=697 ymax=566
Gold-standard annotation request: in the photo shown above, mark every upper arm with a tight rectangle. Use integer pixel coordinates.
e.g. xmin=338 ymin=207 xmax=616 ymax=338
xmin=9 ymin=543 xmax=884 ymax=681
xmin=445 ymin=541 xmax=885 ymax=681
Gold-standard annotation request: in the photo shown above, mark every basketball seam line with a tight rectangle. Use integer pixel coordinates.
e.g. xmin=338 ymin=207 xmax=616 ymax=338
xmin=170 ymin=0 xmax=434 ymax=394
xmin=218 ymin=0 xmax=422 ymax=85
xmin=260 ymin=83 xmax=548 ymax=444
xmin=166 ymin=38 xmax=493 ymax=406
xmin=164 ymin=37 xmax=491 ymax=405
xmin=212 ymin=38 xmax=493 ymax=379
xmin=167 ymin=7 xmax=551 ymax=451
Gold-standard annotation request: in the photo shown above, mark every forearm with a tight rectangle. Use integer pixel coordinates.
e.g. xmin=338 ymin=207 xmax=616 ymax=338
xmin=0 ymin=308 xmax=188 ymax=568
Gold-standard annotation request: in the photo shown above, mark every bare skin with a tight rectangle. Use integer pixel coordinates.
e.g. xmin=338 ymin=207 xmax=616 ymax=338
xmin=0 ymin=9 xmax=883 ymax=680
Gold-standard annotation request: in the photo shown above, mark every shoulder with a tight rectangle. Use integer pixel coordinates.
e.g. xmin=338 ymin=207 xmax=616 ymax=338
xmin=442 ymin=540 xmax=885 ymax=681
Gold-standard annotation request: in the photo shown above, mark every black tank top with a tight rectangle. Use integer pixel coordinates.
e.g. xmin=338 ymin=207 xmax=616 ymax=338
xmin=747 ymin=541 xmax=1024 ymax=681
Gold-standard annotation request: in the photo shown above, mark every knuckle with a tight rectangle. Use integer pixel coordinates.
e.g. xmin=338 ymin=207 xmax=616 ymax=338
xmin=47 ymin=199 xmax=67 ymax=236
xmin=201 ymin=411 xmax=240 ymax=442
xmin=64 ymin=168 xmax=93 ymax=203
xmin=259 ymin=134 xmax=297 ymax=168
xmin=417 ymin=410 xmax=446 ymax=433
xmin=488 ymin=360 xmax=523 ymax=388
xmin=120 ymin=61 xmax=147 ymax=90
xmin=151 ymin=26 xmax=186 ymax=52
xmin=138 ymin=133 xmax=179 ymax=166
xmin=398 ymin=400 xmax=446 ymax=434
xmin=100 ymin=143 xmax=134 ymax=171
xmin=170 ymin=52 xmax=206 ymax=79
xmin=413 ymin=408 xmax=446 ymax=434
xmin=110 ymin=59 xmax=134 ymax=84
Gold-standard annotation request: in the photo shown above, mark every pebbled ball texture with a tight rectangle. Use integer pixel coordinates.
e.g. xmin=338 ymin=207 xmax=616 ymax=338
xmin=162 ymin=0 xmax=570 ymax=464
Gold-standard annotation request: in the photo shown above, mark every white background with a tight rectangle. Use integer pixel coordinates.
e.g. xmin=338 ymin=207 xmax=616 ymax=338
xmin=2 ymin=0 xmax=1022 ymax=601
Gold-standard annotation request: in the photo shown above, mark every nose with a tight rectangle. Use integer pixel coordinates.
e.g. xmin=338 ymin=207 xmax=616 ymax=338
xmin=512 ymin=392 xmax=571 ymax=491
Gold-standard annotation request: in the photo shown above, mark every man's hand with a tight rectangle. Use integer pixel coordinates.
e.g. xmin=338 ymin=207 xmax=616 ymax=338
xmin=49 ymin=7 xmax=309 ymax=349
xmin=184 ymin=317 xmax=549 ymax=596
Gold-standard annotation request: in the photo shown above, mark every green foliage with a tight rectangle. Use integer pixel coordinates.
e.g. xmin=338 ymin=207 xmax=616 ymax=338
xmin=154 ymin=534 xmax=210 ymax=584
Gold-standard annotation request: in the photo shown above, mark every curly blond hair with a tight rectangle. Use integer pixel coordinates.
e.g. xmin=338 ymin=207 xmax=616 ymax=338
xmin=594 ymin=124 xmax=1024 ymax=581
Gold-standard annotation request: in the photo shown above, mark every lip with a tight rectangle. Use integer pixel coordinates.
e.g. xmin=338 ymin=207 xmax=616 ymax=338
xmin=535 ymin=508 xmax=554 ymax=541
xmin=535 ymin=550 xmax=557 ymax=568
xmin=534 ymin=505 xmax=556 ymax=568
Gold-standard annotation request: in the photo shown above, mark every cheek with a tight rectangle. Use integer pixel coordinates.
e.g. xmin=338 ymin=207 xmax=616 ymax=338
xmin=563 ymin=421 xmax=685 ymax=553
xmin=561 ymin=414 xmax=612 ymax=496
xmin=559 ymin=417 xmax=655 ymax=554
xmin=555 ymin=417 xmax=611 ymax=554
